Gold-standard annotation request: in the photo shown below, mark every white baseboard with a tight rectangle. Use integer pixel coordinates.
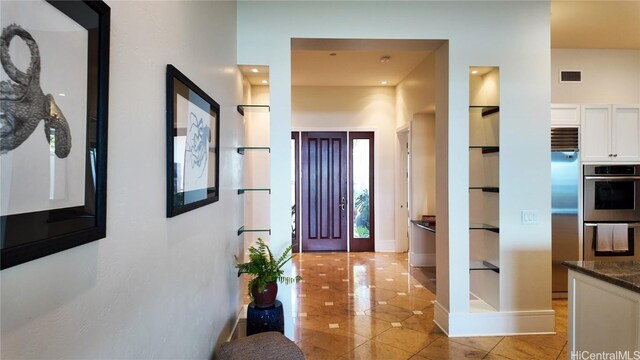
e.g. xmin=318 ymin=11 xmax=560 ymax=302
xmin=409 ymin=252 xmax=436 ymax=267
xmin=374 ymin=239 xmax=396 ymax=252
xmin=433 ymin=300 xmax=555 ymax=337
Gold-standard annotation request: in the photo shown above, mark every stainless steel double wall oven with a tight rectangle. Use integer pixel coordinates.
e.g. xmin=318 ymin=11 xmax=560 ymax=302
xmin=583 ymin=164 xmax=640 ymax=261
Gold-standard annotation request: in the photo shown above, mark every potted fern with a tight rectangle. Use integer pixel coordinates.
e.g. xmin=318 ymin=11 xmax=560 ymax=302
xmin=235 ymin=238 xmax=302 ymax=308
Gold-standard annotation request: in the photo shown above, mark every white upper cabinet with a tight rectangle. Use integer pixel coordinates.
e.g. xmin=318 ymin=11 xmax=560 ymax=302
xmin=581 ymin=104 xmax=640 ymax=163
xmin=581 ymin=105 xmax=612 ymax=162
xmin=612 ymin=105 xmax=640 ymax=162
xmin=551 ymin=104 xmax=580 ymax=126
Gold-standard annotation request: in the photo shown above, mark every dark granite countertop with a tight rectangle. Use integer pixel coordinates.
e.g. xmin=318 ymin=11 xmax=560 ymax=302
xmin=411 ymin=220 xmax=435 ymax=233
xmin=562 ymin=260 xmax=640 ymax=295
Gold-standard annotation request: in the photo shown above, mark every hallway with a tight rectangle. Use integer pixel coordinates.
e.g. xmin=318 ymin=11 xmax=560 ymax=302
xmin=245 ymin=252 xmax=569 ymax=359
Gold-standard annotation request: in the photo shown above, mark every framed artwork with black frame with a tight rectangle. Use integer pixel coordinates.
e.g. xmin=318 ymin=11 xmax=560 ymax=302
xmin=166 ymin=65 xmax=220 ymax=217
xmin=0 ymin=0 xmax=110 ymax=270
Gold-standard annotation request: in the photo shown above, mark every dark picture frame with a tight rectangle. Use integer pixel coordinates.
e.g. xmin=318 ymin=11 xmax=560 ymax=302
xmin=166 ymin=65 xmax=220 ymax=217
xmin=0 ymin=0 xmax=110 ymax=269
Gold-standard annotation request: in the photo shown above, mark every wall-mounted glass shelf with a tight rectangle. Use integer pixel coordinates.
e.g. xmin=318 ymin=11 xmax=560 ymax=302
xmin=470 ymin=260 xmax=500 ymax=273
xmin=237 ymin=226 xmax=271 ymax=236
xmin=470 ymin=223 xmax=500 ymax=233
xmin=237 ymin=104 xmax=270 ymax=116
xmin=410 ymin=220 xmax=436 ymax=233
xmin=469 ymin=186 xmax=499 ymax=193
xmin=238 ymin=188 xmax=271 ymax=194
xmin=237 ymin=147 xmax=270 ymax=154
xmin=469 ymin=146 xmax=499 ymax=154
xmin=469 ymin=106 xmax=499 ymax=117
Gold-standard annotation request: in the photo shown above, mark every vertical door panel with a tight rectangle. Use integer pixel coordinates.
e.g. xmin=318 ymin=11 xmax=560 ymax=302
xmin=320 ymin=138 xmax=329 ymax=239
xmin=332 ymin=139 xmax=342 ymax=238
xmin=308 ymin=138 xmax=317 ymax=239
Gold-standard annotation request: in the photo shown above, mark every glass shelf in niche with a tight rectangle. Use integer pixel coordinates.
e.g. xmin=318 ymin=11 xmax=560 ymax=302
xmin=470 ymin=260 xmax=500 ymax=273
xmin=237 ymin=104 xmax=270 ymax=115
xmin=237 ymin=226 xmax=271 ymax=236
xmin=469 ymin=106 xmax=500 ymax=117
xmin=469 ymin=186 xmax=499 ymax=193
xmin=237 ymin=147 xmax=271 ymax=154
xmin=238 ymin=188 xmax=271 ymax=194
xmin=470 ymin=223 xmax=500 ymax=233
xmin=469 ymin=146 xmax=499 ymax=154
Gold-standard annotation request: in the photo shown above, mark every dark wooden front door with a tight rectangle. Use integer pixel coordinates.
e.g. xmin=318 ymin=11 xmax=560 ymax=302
xmin=301 ymin=132 xmax=348 ymax=251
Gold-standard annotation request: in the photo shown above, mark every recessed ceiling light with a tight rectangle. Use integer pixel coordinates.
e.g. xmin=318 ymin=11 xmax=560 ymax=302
xmin=58 ymin=93 xmax=66 ymax=97
xmin=471 ymin=70 xmax=478 ymax=74
xmin=381 ymin=81 xmax=388 ymax=85
xmin=380 ymin=56 xmax=391 ymax=63
xmin=251 ymin=68 xmax=259 ymax=73
xmin=261 ymin=80 xmax=268 ymax=84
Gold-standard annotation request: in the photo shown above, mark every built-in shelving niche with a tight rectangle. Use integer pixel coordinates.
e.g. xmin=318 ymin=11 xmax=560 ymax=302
xmin=469 ymin=66 xmax=500 ymax=312
xmin=237 ymin=102 xmax=271 ymax=240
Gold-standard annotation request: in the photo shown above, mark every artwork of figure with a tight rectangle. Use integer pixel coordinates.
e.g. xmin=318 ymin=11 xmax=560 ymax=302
xmin=186 ymin=111 xmax=210 ymax=179
xmin=0 ymin=24 xmax=71 ymax=158
xmin=182 ymin=102 xmax=211 ymax=192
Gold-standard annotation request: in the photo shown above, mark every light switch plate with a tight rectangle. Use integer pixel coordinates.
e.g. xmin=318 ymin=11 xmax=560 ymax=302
xmin=521 ymin=210 xmax=538 ymax=224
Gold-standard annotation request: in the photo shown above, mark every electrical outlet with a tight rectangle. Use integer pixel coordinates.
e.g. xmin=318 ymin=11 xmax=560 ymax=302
xmin=521 ymin=210 xmax=538 ymax=224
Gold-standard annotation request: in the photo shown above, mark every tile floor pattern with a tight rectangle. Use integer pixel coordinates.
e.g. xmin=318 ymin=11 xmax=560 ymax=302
xmin=244 ymin=252 xmax=568 ymax=360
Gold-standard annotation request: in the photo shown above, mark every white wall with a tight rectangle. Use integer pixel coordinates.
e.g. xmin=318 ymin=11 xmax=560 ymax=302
xmin=395 ymin=52 xmax=437 ymax=266
xmin=1 ymin=2 xmax=243 ymax=358
xmin=551 ymin=49 xmax=640 ymax=104
xmin=396 ymin=54 xmax=436 ymax=127
xmin=291 ymin=86 xmax=397 ymax=251
xmin=408 ymin=113 xmax=437 ymax=266
xmin=237 ymin=0 xmax=553 ymax=336
xmin=411 ymin=114 xmax=436 ymax=218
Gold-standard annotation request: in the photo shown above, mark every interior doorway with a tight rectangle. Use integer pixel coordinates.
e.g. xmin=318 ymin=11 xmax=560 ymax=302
xmin=293 ymin=131 xmax=375 ymax=252
xmin=289 ymin=38 xmax=443 ymax=255
xmin=396 ymin=128 xmax=410 ymax=253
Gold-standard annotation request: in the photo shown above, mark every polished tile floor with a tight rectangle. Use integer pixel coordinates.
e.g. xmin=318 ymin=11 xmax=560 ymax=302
xmin=247 ymin=252 xmax=568 ymax=360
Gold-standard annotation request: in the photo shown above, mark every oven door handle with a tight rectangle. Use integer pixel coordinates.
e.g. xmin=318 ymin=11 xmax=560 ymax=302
xmin=584 ymin=222 xmax=640 ymax=228
xmin=584 ymin=176 xmax=640 ymax=180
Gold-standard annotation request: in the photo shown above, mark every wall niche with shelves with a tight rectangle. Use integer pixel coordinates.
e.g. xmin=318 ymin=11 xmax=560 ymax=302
xmin=469 ymin=66 xmax=500 ymax=312
xmin=237 ymin=96 xmax=272 ymax=250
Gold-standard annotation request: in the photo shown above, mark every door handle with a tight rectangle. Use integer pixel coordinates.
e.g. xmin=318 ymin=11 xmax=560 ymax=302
xmin=585 ymin=176 xmax=640 ymax=180
xmin=585 ymin=223 xmax=640 ymax=228
xmin=338 ymin=196 xmax=346 ymax=211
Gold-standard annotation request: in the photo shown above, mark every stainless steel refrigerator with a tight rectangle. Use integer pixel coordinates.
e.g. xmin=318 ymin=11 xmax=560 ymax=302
xmin=551 ymin=127 xmax=580 ymax=297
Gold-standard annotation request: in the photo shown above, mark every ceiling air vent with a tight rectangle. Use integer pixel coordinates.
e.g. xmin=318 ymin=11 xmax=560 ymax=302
xmin=560 ymin=70 xmax=582 ymax=83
